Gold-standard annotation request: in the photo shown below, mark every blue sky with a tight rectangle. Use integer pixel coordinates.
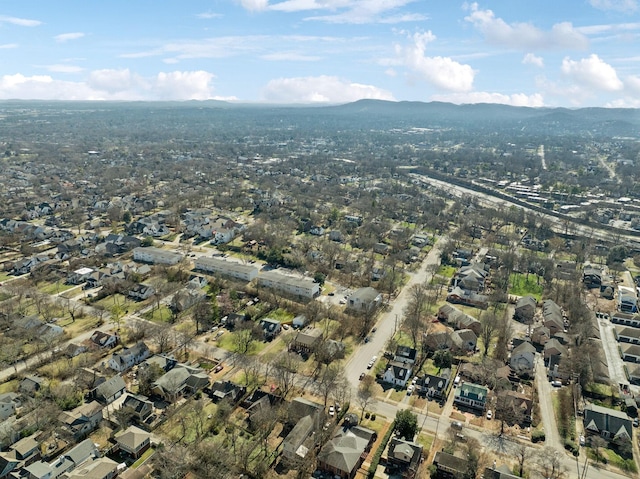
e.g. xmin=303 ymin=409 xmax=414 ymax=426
xmin=0 ymin=0 xmax=639 ymax=106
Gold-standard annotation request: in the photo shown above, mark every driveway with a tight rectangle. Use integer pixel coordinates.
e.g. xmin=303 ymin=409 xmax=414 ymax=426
xmin=534 ymin=354 xmax=563 ymax=451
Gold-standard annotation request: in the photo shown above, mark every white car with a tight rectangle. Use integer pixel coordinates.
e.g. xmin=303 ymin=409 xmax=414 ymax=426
xmin=329 ymin=406 xmax=335 ymax=417
xmin=407 ymin=385 xmax=414 ymax=395
xmin=486 ymin=410 xmax=492 ymax=420
xmin=412 ymin=376 xmax=418 ymax=385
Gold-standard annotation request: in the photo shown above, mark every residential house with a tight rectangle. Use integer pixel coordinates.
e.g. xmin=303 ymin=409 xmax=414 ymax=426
xmin=132 ymin=247 xmax=183 ymax=265
xmin=621 ymin=343 xmax=640 ymax=363
xmin=385 ymin=438 xmax=422 ymax=478
xmin=382 ymin=361 xmax=412 ymax=387
xmin=618 ymin=286 xmax=638 ymax=313
xmin=89 ymin=331 xmax=119 ymax=349
xmin=483 ymin=465 xmax=521 ymax=479
xmin=513 ymin=296 xmax=536 ymax=324
xmin=259 ymin=318 xmax=281 ymax=340
xmin=208 ymin=381 xmax=246 ymax=403
xmin=290 ymin=328 xmax=322 ymax=354
xmin=58 ymin=401 xmax=103 ymax=440
xmin=543 ymin=338 xmax=567 ymax=362
xmin=0 ymin=394 xmax=19 ymax=421
xmin=394 ymin=346 xmax=417 ymax=365
xmin=530 ymin=326 xmax=550 ymax=348
xmin=446 ymin=287 xmax=488 ymax=310
xmin=452 ymin=329 xmax=477 ymax=353
xmin=452 ymin=263 xmax=489 ymax=292
xmin=64 ymin=343 xmax=87 ymax=358
xmin=582 ymin=266 xmax=604 ymax=288
xmin=61 ymin=457 xmax=118 ymax=479
xmin=616 ymin=326 xmax=640 ymax=344
xmin=0 ymin=453 xmax=20 ymax=478
xmin=19 ymin=376 xmax=44 ymax=396
xmin=628 ymin=364 xmax=640 ymax=385
xmin=91 ymin=375 xmax=126 ymax=404
xmin=497 ymin=391 xmax=533 ymax=426
xmin=66 ymin=267 xmax=94 ymax=285
xmin=152 ymin=364 xmax=209 ymax=402
xmin=121 ymin=394 xmax=154 ymax=422
xmin=10 ymin=432 xmax=40 ymax=464
xmin=107 ymin=342 xmax=151 ymax=373
xmin=140 ymin=354 xmax=177 ymax=373
xmin=454 ymin=383 xmax=488 ymax=411
xmin=292 ymin=315 xmax=308 ymax=329
xmin=437 ymin=304 xmax=481 ymax=335
xmin=257 ymin=270 xmax=320 ymax=300
xmin=611 ymin=312 xmax=640 ymax=328
xmin=281 ymin=398 xmax=323 ymax=465
xmin=171 ymin=288 xmax=207 ymax=312
xmin=542 ymin=300 xmax=564 ymax=335
xmin=510 ymin=341 xmax=536 ymax=376
xmin=24 ymin=439 xmax=98 ymax=479
xmin=317 ymin=426 xmax=376 ymax=479
xmin=417 ymin=369 xmax=451 ymax=399
xmin=433 ymin=451 xmax=469 ymax=479
xmin=127 ymin=284 xmax=155 ymax=301
xmin=583 ymin=403 xmax=632 ymax=445
xmin=423 ymin=330 xmax=454 ymax=352
xmin=115 ymin=426 xmax=151 ymax=459
xmin=194 ymin=257 xmax=258 ymax=282
xmin=347 ymin=287 xmax=382 ymax=313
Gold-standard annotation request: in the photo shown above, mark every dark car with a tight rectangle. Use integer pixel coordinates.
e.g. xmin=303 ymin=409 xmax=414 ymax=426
xmin=359 ymin=373 xmax=365 ymax=380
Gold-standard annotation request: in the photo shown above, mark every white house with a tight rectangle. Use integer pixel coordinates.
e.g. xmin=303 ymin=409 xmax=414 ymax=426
xmin=382 ymin=361 xmax=412 ymax=387
xmin=347 ymin=287 xmax=382 ymax=312
xmin=108 ymin=342 xmax=151 ymax=372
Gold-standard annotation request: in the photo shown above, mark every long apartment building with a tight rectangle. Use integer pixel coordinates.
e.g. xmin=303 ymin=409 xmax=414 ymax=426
xmin=133 ymin=247 xmax=183 ymax=265
xmin=195 ymin=257 xmax=259 ymax=282
xmin=257 ymin=270 xmax=319 ymax=299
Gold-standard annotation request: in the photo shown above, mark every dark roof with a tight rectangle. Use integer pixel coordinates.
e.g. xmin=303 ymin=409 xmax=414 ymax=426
xmin=94 ymin=375 xmax=126 ymax=401
xmin=434 ymin=451 xmax=468 ymax=473
xmin=583 ymin=403 xmax=632 ymax=442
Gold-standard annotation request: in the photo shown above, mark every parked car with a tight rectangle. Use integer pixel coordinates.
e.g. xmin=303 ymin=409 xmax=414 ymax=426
xmin=407 ymin=385 xmax=414 ymax=395
xmin=579 ymin=435 xmax=586 ymax=446
xmin=452 ymin=421 xmax=463 ymax=430
xmin=634 ymin=418 xmax=639 ymax=428
xmin=214 ymin=364 xmax=224 ymax=373
xmin=486 ymin=410 xmax=492 ymax=420
xmin=551 ymin=380 xmax=562 ymax=387
xmin=329 ymin=406 xmax=335 ymax=417
xmin=359 ymin=373 xmax=365 ymax=380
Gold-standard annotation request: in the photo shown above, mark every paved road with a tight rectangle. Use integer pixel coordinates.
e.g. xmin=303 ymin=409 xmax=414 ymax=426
xmin=343 ymin=237 xmax=445 ymax=393
xmin=534 ymin=354 xmax=563 ymax=452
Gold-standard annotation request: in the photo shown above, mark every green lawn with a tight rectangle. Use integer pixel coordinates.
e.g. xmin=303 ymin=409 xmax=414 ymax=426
xmin=143 ymin=305 xmax=174 ymax=323
xmin=266 ymin=308 xmax=295 ymax=323
xmin=39 ymin=281 xmax=77 ymax=295
xmin=0 ymin=272 xmax=11 ymax=281
xmin=131 ymin=447 xmax=155 ymax=468
xmin=509 ymin=273 xmax=544 ymax=300
xmin=436 ymin=265 xmax=456 ymax=278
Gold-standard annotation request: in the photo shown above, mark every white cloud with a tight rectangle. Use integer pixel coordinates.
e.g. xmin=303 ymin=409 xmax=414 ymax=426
xmin=522 ymin=53 xmax=544 ymax=68
xmin=577 ymin=22 xmax=640 ymax=35
xmin=238 ymin=0 xmax=269 ymax=11
xmin=0 ymin=43 xmax=18 ymax=49
xmin=54 ymin=32 xmax=85 ymax=43
xmin=42 ymin=64 xmax=84 ymax=73
xmin=561 ymin=54 xmax=623 ymax=91
xmin=432 ymin=91 xmax=545 ymax=107
xmin=624 ymin=75 xmax=640 ymax=93
xmin=464 ymin=3 xmax=588 ymax=50
xmin=261 ymin=75 xmax=395 ymax=103
xmin=267 ymin=0 xmax=423 ymax=24
xmin=589 ymin=0 xmax=638 ymax=12
xmin=0 ymin=15 xmax=41 ymax=27
xmin=261 ymin=52 xmax=321 ymax=61
xmin=0 ymin=69 xmax=221 ymax=101
xmin=390 ymin=31 xmax=475 ymax=92
xmin=121 ymin=36 xmax=266 ymax=60
xmin=155 ymin=71 xmax=216 ymax=100
xmin=196 ymin=12 xmax=223 ymax=19
xmin=606 ymin=97 xmax=640 ymax=107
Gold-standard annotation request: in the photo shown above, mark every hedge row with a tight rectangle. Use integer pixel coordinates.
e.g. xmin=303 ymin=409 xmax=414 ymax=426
xmin=367 ymin=421 xmax=396 ymax=479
